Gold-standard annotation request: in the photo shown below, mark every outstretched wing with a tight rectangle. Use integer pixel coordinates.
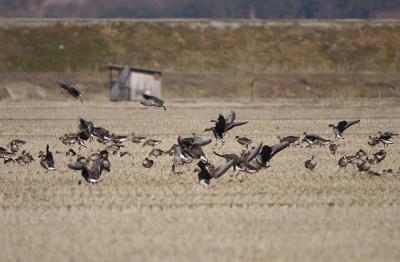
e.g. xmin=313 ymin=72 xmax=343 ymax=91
xmin=226 ymin=121 xmax=248 ymax=132
xmin=270 ymin=140 xmax=291 ymax=159
xmin=212 ymin=159 xmax=235 ymax=179
xmin=68 ymin=162 xmax=87 ymax=171
xmin=143 ymin=93 xmax=163 ymax=103
xmin=243 ymin=143 xmax=263 ymax=163
xmin=337 ymin=120 xmax=360 ymax=133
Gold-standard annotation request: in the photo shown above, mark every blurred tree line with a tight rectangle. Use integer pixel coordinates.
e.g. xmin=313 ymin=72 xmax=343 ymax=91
xmin=1 ymin=0 xmax=400 ymax=18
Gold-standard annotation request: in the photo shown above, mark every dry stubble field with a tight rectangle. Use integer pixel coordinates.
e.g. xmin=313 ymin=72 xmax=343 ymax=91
xmin=1 ymin=98 xmax=400 ymax=262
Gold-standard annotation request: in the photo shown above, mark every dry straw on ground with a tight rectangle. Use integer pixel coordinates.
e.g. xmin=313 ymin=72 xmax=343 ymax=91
xmin=0 ymin=99 xmax=400 ymax=262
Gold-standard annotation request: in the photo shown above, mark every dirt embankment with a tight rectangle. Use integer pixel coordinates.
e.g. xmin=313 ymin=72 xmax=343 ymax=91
xmin=0 ymin=19 xmax=400 ymax=100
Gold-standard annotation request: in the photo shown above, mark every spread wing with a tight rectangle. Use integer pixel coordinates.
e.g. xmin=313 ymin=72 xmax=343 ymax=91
xmin=211 ymin=159 xmax=235 ymax=179
xmin=68 ymin=162 xmax=87 ymax=171
xmin=226 ymin=121 xmax=248 ymax=132
xmin=337 ymin=120 xmax=360 ymax=133
xmin=143 ymin=93 xmax=163 ymax=104
xmin=243 ymin=143 xmax=263 ymax=163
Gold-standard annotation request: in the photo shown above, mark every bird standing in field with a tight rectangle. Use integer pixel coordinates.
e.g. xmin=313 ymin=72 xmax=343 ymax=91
xmin=40 ymin=144 xmax=55 ymax=171
xmin=235 ymin=136 xmax=252 ymax=148
xmin=329 ymin=120 xmax=360 ymax=139
xmin=140 ymin=93 xmax=166 ymax=110
xmin=305 ymin=155 xmax=317 ymax=171
xmin=59 ymin=81 xmax=83 ymax=103
xmin=329 ymin=143 xmax=338 ymax=155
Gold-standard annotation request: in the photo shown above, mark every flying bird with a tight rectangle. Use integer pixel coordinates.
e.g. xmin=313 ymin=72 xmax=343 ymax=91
xmin=256 ymin=141 xmax=291 ymax=168
xmin=329 ymin=120 xmax=360 ymax=139
xmin=197 ymin=159 xmax=235 ymax=187
xmin=206 ymin=111 xmax=248 ymax=142
xmin=59 ymin=81 xmax=83 ymax=103
xmin=140 ymin=94 xmax=166 ymax=110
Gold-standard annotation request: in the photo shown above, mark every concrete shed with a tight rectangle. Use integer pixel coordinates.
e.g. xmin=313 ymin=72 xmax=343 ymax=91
xmin=105 ymin=64 xmax=162 ymax=101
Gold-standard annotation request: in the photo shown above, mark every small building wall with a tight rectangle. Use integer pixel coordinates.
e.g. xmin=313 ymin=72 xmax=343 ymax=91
xmin=130 ymin=72 xmax=161 ymax=99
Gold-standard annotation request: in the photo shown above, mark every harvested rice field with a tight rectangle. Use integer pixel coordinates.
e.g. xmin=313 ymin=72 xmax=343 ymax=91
xmin=0 ymin=98 xmax=400 ymax=262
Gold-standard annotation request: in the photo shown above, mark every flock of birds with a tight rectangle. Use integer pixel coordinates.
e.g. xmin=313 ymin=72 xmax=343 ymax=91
xmin=0 ymin=82 xmax=398 ymax=186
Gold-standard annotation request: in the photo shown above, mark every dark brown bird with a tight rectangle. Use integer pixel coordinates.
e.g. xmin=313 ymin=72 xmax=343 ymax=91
xmin=39 ymin=144 xmax=55 ymax=171
xmin=142 ymin=158 xmax=154 ymax=168
xmin=149 ymin=148 xmax=165 ymax=158
xmin=329 ymin=120 xmax=360 ymax=139
xmin=68 ymin=159 xmax=107 ymax=183
xmin=256 ymin=141 xmax=291 ymax=168
xmin=329 ymin=143 xmax=338 ymax=155
xmin=9 ymin=139 xmax=26 ymax=153
xmin=59 ymin=81 xmax=83 ymax=103
xmin=305 ymin=155 xmax=317 ymax=171
xmin=197 ymin=159 xmax=235 ymax=187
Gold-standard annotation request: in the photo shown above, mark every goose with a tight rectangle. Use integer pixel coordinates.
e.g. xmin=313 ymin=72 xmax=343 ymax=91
xmin=338 ymin=155 xmax=349 ymax=168
xmin=206 ymin=111 xmax=248 ymax=141
xmin=149 ymin=148 xmax=165 ymax=158
xmin=59 ymin=81 xmax=83 ymax=103
xmin=213 ymin=143 xmax=262 ymax=172
xmin=302 ymin=133 xmax=331 ymax=147
xmin=66 ymin=148 xmax=77 ymax=157
xmin=68 ymin=159 xmax=107 ymax=183
xmin=197 ymin=159 xmax=235 ymax=187
xmin=143 ymin=139 xmax=161 ymax=147
xmin=112 ymin=134 xmax=129 ymax=144
xmin=40 ymin=144 xmax=55 ymax=171
xmin=305 ymin=155 xmax=317 ymax=171
xmin=131 ymin=134 xmax=147 ymax=144
xmin=140 ymin=94 xmax=166 ymax=110
xmin=329 ymin=120 xmax=360 ymax=139
xmin=78 ymin=118 xmax=93 ymax=137
xmin=277 ymin=135 xmax=299 ymax=145
xmin=142 ymin=158 xmax=154 ymax=168
xmin=329 ymin=143 xmax=338 ymax=155
xmin=8 ymin=139 xmax=26 ymax=153
xmin=0 ymin=147 xmax=13 ymax=159
xmin=357 ymin=158 xmax=373 ymax=172
xmin=235 ymin=136 xmax=252 ymax=148
xmin=373 ymin=150 xmax=386 ymax=163
xmin=377 ymin=131 xmax=398 ymax=145
xmin=60 ymin=133 xmax=77 ymax=146
xmin=256 ymin=141 xmax=291 ymax=168
xmin=16 ymin=150 xmax=34 ymax=165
